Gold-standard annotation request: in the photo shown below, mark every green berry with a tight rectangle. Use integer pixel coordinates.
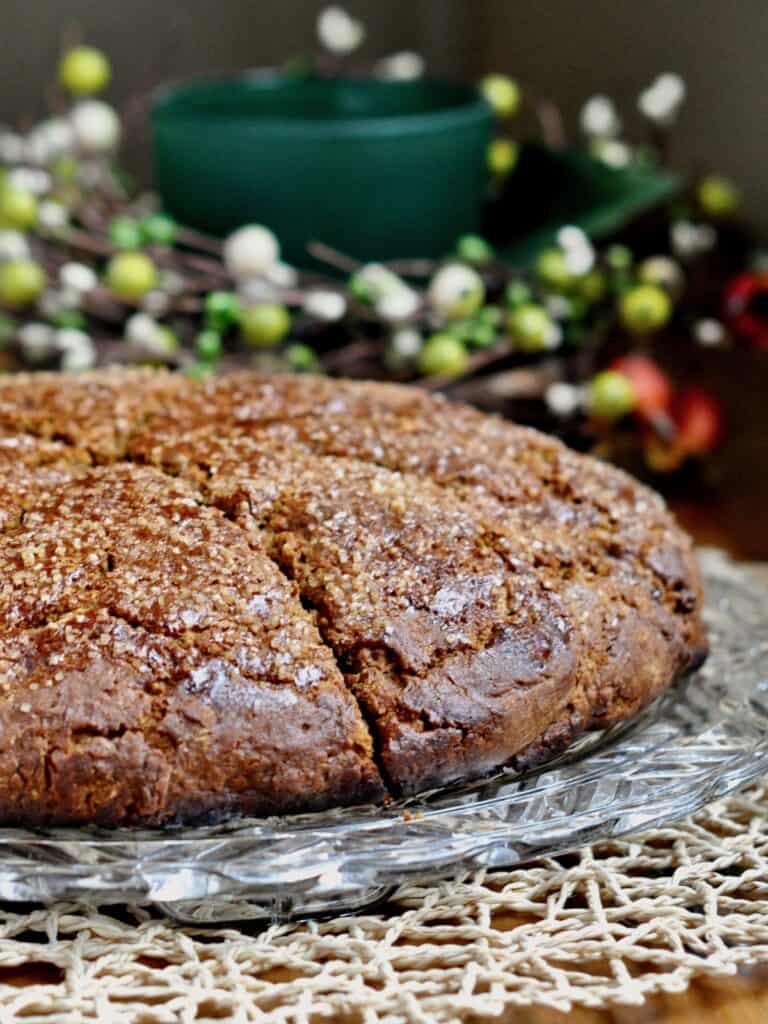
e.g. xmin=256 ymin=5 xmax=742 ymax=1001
xmin=697 ymin=175 xmax=740 ymax=218
xmin=52 ymin=309 xmax=87 ymax=330
xmin=109 ymin=217 xmax=143 ymax=251
xmin=151 ymin=326 xmax=178 ymax=355
xmin=535 ymin=248 xmax=575 ymax=292
xmin=0 ymin=259 xmax=46 ymax=308
xmin=347 ymin=265 xmax=402 ymax=306
xmin=455 ymin=234 xmax=495 ymax=264
xmin=239 ymin=303 xmax=291 ymax=348
xmin=507 ymin=303 xmax=555 ymax=351
xmin=487 ymin=138 xmax=518 ymax=177
xmin=619 ymin=283 xmax=672 ymax=335
xmin=195 ymin=329 xmax=223 ymax=362
xmin=204 ymin=290 xmax=240 ymax=332
xmin=447 ymin=320 xmax=473 ymax=343
xmin=0 ymin=187 xmax=38 ymax=231
xmin=52 ymin=155 xmax=79 ymax=182
xmin=348 ymin=271 xmax=373 ymax=305
xmin=480 ymin=75 xmax=521 ymax=119
xmin=141 ymin=213 xmax=177 ymax=246
xmin=286 ymin=343 xmax=319 ymax=372
xmin=578 ymin=268 xmax=607 ymax=304
xmin=504 ymin=280 xmax=532 ymax=309
xmin=418 ymin=333 xmax=470 ymax=377
xmin=104 ymin=251 xmax=158 ymax=301
xmin=588 ymin=370 xmax=636 ymax=420
xmin=185 ymin=361 xmax=215 ymax=381
xmin=59 ymin=46 xmax=111 ymax=96
xmin=479 ymin=304 xmax=502 ymax=327
xmin=605 ymin=245 xmax=633 ymax=272
xmin=466 ymin=321 xmax=496 ymax=349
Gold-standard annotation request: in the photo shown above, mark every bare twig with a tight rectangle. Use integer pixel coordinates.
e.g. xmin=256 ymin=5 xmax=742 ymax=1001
xmin=418 ymin=339 xmax=515 ymax=391
xmin=307 ymin=241 xmax=361 ymax=274
xmin=320 ymin=339 xmax=383 ymax=372
xmin=175 ymin=227 xmax=223 ymax=256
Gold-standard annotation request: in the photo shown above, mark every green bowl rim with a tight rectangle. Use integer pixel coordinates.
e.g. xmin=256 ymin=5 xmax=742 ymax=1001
xmin=151 ymin=72 xmax=493 ymax=139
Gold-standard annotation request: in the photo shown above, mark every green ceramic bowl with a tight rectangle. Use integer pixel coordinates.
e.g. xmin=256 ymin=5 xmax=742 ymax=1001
xmin=151 ymin=75 xmax=493 ymax=265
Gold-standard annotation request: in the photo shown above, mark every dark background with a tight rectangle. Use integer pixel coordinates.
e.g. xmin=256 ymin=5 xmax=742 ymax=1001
xmin=3 ymin=1 xmax=766 ymax=228
xmin=2 ymin=0 xmax=767 ymax=556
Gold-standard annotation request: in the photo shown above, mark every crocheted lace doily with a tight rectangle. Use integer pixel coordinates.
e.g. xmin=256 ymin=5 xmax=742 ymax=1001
xmin=0 ymin=778 xmax=765 ymax=1023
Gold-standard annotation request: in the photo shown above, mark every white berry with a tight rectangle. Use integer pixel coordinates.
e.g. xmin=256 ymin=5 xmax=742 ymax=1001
xmin=557 ymin=225 xmax=595 ymax=275
xmin=353 ymin=264 xmax=404 ymax=302
xmin=0 ymin=131 xmax=24 ymax=163
xmin=223 ymin=225 xmax=280 ymax=279
xmin=27 ymin=118 xmax=74 ymax=163
xmin=374 ymin=52 xmax=425 ymax=81
xmin=693 ymin=318 xmax=726 ymax=347
xmin=317 ymin=6 xmax=365 ymax=55
xmin=303 ymin=289 xmax=347 ymax=322
xmin=376 ymin=286 xmax=420 ymax=321
xmin=59 ymin=262 xmax=98 ymax=293
xmin=37 ymin=200 xmax=69 ymax=234
xmin=670 ymin=220 xmax=716 ymax=259
xmin=6 ymin=167 xmax=51 ymax=195
xmin=0 ymin=230 xmax=30 ymax=263
xmin=546 ymin=382 xmax=583 ymax=417
xmin=580 ymin=95 xmax=621 ymax=138
xmin=638 ymin=73 xmax=686 ymax=126
xmin=238 ymin=279 xmax=276 ymax=305
xmin=391 ymin=327 xmax=422 ymax=358
xmin=57 ymin=329 xmax=96 ymax=371
xmin=385 ymin=327 xmax=423 ymax=370
xmin=591 ymin=138 xmax=632 ymax=168
xmin=125 ymin=312 xmax=160 ymax=347
xmin=18 ymin=322 xmax=57 ymax=362
xmin=70 ymin=101 xmax=121 ymax=153
xmin=266 ymin=261 xmax=299 ymax=287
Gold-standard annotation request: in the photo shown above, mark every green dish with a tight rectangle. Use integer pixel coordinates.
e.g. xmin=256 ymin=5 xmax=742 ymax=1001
xmin=492 ymin=144 xmax=682 ymax=267
xmin=151 ymin=74 xmax=493 ymax=265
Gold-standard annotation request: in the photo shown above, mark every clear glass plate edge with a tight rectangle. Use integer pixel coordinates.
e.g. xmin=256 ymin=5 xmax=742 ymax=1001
xmin=0 ymin=547 xmax=765 ymax=921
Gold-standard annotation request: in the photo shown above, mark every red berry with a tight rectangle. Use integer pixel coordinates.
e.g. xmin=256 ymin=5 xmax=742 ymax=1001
xmin=610 ymin=354 xmax=672 ymax=418
xmin=724 ymin=271 xmax=768 ymax=349
xmin=672 ymin=387 xmax=724 ymax=455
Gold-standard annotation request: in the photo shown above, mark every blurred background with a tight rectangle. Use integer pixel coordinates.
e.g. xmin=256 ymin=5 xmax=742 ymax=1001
xmin=1 ymin=1 xmax=766 ymax=557
xmin=3 ymin=0 xmax=766 ymax=226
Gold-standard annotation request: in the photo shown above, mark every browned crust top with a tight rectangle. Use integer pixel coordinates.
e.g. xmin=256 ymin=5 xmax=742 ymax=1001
xmin=0 ymin=370 xmax=706 ymax=824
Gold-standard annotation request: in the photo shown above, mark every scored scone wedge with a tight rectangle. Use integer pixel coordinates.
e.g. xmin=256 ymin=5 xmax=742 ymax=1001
xmin=0 ymin=462 xmax=382 ymax=824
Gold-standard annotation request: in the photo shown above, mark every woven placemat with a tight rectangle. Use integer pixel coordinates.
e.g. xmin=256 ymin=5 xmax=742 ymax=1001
xmin=0 ymin=558 xmax=764 ymax=1023
xmin=0 ymin=777 xmax=765 ymax=1023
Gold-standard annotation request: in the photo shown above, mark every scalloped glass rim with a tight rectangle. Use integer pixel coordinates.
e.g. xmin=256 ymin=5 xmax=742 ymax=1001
xmin=1 ymin=548 xmax=765 ymax=922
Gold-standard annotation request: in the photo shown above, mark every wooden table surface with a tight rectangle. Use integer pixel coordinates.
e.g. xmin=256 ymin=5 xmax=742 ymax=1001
xmin=486 ymin=969 xmax=768 ymax=1023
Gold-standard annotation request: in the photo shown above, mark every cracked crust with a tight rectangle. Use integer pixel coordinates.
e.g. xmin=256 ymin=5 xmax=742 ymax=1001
xmin=0 ymin=370 xmax=707 ymax=822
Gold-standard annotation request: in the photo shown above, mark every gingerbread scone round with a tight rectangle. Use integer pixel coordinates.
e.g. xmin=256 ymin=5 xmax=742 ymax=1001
xmin=0 ymin=370 xmax=707 ymax=823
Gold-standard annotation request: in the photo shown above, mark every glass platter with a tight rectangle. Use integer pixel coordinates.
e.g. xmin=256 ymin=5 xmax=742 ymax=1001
xmin=1 ymin=548 xmax=766 ymax=923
